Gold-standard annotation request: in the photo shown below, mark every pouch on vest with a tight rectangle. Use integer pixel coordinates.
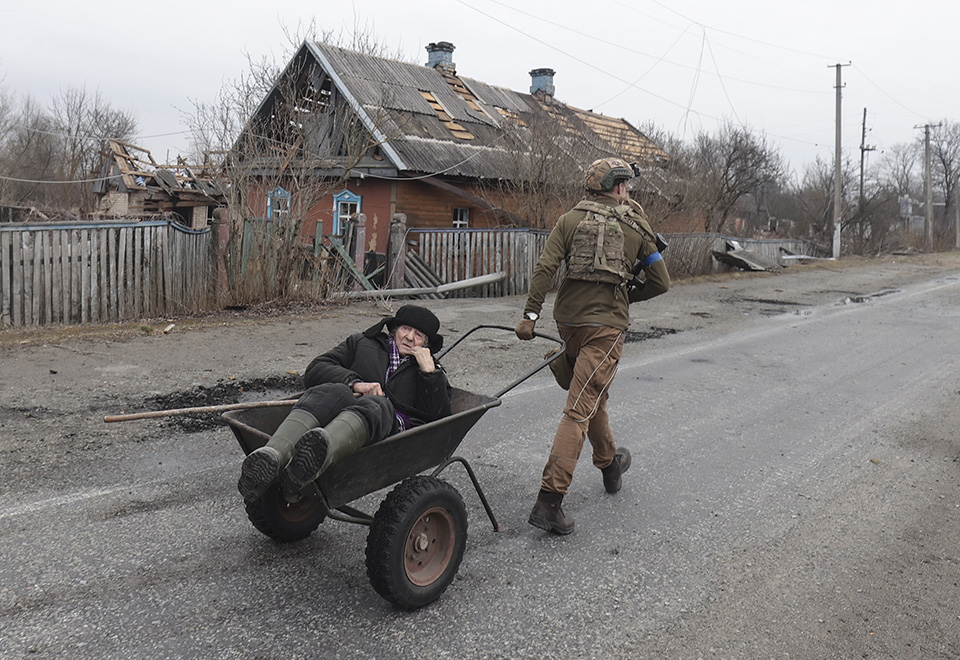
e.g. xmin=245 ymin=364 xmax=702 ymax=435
xmin=566 ymin=204 xmax=630 ymax=285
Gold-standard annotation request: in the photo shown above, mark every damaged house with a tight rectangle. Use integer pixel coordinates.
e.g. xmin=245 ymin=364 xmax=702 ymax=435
xmin=232 ymin=39 xmax=668 ymax=255
xmin=93 ymin=139 xmax=225 ymax=229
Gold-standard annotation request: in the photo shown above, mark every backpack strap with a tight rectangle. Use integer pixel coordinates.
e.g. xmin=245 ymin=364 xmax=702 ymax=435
xmin=576 ymin=200 xmax=653 ymax=242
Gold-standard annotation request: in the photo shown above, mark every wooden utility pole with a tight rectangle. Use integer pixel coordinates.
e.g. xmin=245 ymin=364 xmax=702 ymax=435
xmin=955 ymin=185 xmax=959 ymax=250
xmin=858 ymin=108 xmax=875 ymax=210
xmin=915 ymin=123 xmax=941 ymax=251
xmin=924 ymin=124 xmax=933 ymax=251
xmin=829 ymin=63 xmax=850 ymax=259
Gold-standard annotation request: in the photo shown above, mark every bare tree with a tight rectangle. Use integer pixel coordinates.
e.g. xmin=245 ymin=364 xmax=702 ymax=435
xmin=0 ymin=83 xmax=136 ymax=212
xmin=50 ymin=85 xmax=138 ymax=213
xmin=0 ymin=95 xmax=59 ymax=207
xmin=788 ymin=156 xmax=854 ymax=245
xmin=843 ymin=171 xmax=900 ymax=255
xmin=878 ymin=142 xmax=920 ymax=199
xmin=477 ymin=106 xmax=592 ymax=229
xmin=928 ymin=120 xmax=960 ymax=246
xmin=689 ymin=122 xmax=785 ymax=233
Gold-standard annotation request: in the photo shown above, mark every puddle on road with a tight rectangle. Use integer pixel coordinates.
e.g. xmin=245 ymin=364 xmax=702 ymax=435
xmin=624 ymin=327 xmax=679 ymax=343
xmin=840 ymin=288 xmax=900 ymax=305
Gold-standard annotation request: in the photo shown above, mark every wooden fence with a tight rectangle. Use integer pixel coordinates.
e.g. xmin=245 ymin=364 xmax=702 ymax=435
xmin=1 ymin=219 xmax=829 ymax=329
xmin=409 ymin=228 xmax=829 ymax=295
xmin=408 ymin=228 xmax=551 ymax=298
xmin=1 ymin=220 xmax=213 ymax=328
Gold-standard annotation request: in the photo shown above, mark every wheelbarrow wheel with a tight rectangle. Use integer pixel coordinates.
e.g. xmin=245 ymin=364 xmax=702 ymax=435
xmin=365 ymin=475 xmax=467 ymax=609
xmin=244 ymin=483 xmax=326 ymax=542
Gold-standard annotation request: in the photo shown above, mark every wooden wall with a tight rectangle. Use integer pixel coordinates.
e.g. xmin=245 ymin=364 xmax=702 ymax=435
xmin=396 ymin=180 xmax=508 ymax=229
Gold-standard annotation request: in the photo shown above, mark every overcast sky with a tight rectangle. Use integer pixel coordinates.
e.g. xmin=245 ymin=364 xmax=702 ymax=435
xmin=3 ymin=0 xmax=956 ymax=177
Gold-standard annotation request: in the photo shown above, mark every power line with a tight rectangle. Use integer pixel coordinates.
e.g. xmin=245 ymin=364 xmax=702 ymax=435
xmin=465 ymin=0 xmax=826 ymax=95
xmin=851 ymin=64 xmax=924 ymax=119
xmin=0 ymin=173 xmax=121 ymax=184
xmin=646 ymin=0 xmax=846 ymax=62
xmin=454 ymin=0 xmax=719 ymax=118
xmin=8 ymin=121 xmax=190 ymax=144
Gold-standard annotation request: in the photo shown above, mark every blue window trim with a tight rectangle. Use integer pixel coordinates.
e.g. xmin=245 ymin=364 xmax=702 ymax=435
xmin=332 ymin=189 xmax=362 ymax=236
xmin=267 ymin=186 xmax=291 ymax=220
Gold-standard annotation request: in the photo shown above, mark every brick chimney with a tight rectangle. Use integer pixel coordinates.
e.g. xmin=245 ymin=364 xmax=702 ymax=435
xmin=426 ymin=42 xmax=456 ymax=74
xmin=529 ymin=68 xmax=556 ymax=97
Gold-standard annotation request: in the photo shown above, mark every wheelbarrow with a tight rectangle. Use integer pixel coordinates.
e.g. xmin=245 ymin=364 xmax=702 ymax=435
xmin=222 ymin=325 xmax=563 ymax=610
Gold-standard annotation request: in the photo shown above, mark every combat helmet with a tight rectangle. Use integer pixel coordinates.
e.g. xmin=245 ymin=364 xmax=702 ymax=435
xmin=584 ymin=157 xmax=634 ymax=192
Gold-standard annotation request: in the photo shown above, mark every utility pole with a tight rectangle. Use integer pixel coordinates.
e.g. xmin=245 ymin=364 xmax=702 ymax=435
xmin=955 ymin=182 xmax=959 ymax=250
xmin=924 ymin=124 xmax=933 ymax=251
xmin=829 ymin=62 xmax=850 ymax=259
xmin=915 ymin=123 xmax=941 ymax=251
xmin=858 ymin=108 xmax=875 ymax=211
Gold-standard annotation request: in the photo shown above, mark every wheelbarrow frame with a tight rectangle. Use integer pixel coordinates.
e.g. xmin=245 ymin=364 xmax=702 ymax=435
xmin=223 ymin=386 xmax=504 ymax=528
xmin=224 ymin=325 xmax=562 ymax=526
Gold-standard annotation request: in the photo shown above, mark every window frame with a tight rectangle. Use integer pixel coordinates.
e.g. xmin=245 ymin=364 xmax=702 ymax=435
xmin=332 ymin=189 xmax=362 ymax=237
xmin=266 ymin=186 xmax=291 ymax=220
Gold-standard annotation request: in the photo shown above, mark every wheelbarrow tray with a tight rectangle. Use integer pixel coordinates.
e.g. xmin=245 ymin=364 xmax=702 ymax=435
xmin=223 ymin=387 xmax=500 ymax=510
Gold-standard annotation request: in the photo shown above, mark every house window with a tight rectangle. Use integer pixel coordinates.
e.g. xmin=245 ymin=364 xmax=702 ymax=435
xmin=453 ymin=207 xmax=470 ymax=228
xmin=332 ymin=189 xmax=362 ymax=237
xmin=267 ymin=186 xmax=291 ymax=220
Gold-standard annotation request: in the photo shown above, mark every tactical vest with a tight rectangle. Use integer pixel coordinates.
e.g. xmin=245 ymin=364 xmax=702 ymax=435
xmin=566 ymin=200 xmax=645 ymax=285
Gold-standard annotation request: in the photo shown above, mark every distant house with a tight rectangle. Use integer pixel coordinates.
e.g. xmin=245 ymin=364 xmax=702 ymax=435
xmin=93 ymin=140 xmax=225 ymax=229
xmin=235 ymin=40 xmax=668 ymax=254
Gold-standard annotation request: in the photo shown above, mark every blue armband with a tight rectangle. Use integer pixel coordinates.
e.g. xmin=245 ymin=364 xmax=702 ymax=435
xmin=642 ymin=251 xmax=663 ymax=267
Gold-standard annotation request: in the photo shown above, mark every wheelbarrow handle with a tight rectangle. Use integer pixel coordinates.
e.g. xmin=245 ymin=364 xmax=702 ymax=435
xmin=435 ymin=324 xmax=565 ymax=399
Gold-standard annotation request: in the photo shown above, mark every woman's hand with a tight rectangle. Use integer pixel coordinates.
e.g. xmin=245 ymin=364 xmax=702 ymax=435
xmin=352 ymin=381 xmax=384 ymax=396
xmin=406 ymin=345 xmax=436 ymax=373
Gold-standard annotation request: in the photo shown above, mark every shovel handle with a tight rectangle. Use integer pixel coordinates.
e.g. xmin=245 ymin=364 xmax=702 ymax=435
xmin=104 ymin=398 xmax=299 ymax=423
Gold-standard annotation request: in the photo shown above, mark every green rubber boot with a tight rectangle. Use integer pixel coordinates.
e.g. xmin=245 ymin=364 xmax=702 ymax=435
xmin=284 ymin=410 xmax=368 ymax=490
xmin=238 ymin=408 xmax=319 ymax=502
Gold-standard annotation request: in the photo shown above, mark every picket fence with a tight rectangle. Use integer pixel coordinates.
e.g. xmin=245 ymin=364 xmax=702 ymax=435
xmin=1 ymin=220 xmax=212 ymax=328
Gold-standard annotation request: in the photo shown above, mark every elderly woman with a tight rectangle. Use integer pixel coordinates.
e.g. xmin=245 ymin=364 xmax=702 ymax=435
xmin=239 ymin=305 xmax=451 ymax=502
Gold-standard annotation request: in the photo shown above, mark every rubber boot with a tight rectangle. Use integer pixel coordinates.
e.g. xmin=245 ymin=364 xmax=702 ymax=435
xmin=601 ymin=447 xmax=632 ymax=494
xmin=528 ymin=490 xmax=575 ymax=535
xmin=238 ymin=408 xmax=319 ymax=502
xmin=283 ymin=410 xmax=367 ymax=490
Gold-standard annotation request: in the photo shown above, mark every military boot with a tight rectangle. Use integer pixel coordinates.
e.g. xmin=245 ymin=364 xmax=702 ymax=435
xmin=238 ymin=407 xmax=319 ymax=502
xmin=283 ymin=410 xmax=367 ymax=490
xmin=601 ymin=446 xmax=632 ymax=494
xmin=528 ymin=489 xmax=575 ymax=535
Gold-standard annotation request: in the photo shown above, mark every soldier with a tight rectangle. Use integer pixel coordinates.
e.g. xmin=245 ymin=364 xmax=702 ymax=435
xmin=515 ymin=157 xmax=670 ymax=534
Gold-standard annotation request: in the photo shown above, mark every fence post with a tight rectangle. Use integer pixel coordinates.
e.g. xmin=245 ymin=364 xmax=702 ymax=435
xmin=353 ymin=213 xmax=367 ymax=268
xmin=388 ymin=213 xmax=406 ymax=289
xmin=213 ymin=210 xmax=230 ymax=304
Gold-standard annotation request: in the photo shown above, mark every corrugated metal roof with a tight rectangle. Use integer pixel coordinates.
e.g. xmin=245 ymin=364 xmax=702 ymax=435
xmin=301 ymin=41 xmax=666 ymax=179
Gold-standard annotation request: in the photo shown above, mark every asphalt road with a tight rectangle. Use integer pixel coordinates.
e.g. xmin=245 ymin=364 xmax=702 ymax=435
xmin=2 ymin=268 xmax=960 ymax=659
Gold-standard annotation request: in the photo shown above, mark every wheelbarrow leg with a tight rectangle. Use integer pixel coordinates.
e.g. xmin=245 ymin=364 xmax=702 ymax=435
xmin=432 ymin=456 xmax=500 ymax=532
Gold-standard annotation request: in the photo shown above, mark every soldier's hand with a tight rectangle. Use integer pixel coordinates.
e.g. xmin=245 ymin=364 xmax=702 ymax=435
xmin=515 ymin=318 xmax=536 ymax=341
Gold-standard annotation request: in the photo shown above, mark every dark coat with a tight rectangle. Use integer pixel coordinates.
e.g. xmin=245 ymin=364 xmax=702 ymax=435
xmin=303 ymin=320 xmax=451 ymax=426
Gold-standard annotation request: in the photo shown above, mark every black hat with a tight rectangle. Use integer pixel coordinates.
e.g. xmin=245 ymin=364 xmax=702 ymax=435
xmin=386 ymin=305 xmax=443 ymax=352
